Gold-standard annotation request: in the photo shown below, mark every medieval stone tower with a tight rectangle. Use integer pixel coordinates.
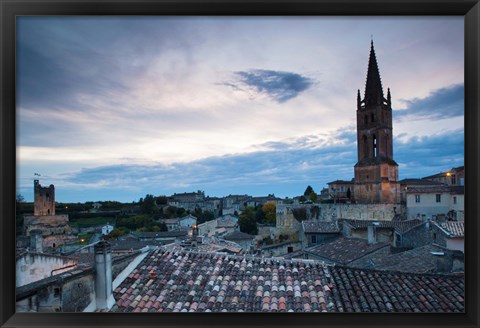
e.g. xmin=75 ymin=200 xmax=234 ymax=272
xmin=353 ymin=41 xmax=400 ymax=204
xmin=34 ymin=179 xmax=55 ymax=216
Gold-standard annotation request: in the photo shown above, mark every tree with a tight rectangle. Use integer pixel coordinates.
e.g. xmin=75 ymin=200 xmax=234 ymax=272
xmin=155 ymin=196 xmax=168 ymax=205
xmin=304 ymin=185 xmax=314 ymax=197
xmin=291 ymin=207 xmax=307 ymax=222
xmin=255 ymin=205 xmax=266 ymax=223
xmin=238 ymin=206 xmax=258 ymax=235
xmin=262 ymin=202 xmax=276 ymax=224
xmin=140 ymin=194 xmax=156 ymax=215
xmin=309 ymin=192 xmax=318 ymax=203
xmin=159 ymin=222 xmax=168 ymax=232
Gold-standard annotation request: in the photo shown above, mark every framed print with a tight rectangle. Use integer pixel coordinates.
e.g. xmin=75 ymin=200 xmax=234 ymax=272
xmin=1 ymin=0 xmax=479 ymax=328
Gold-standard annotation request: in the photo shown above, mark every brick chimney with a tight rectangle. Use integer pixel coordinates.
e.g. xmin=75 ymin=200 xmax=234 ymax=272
xmin=94 ymin=241 xmax=115 ymax=310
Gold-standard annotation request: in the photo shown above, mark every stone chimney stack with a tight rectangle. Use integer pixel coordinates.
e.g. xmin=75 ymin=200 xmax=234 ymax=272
xmin=95 ymin=241 xmax=115 ymax=310
xmin=367 ymin=223 xmax=378 ymax=244
xmin=29 ymin=229 xmax=43 ymax=253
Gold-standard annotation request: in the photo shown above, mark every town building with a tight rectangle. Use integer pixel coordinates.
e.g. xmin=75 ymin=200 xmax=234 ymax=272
xmin=300 ymin=221 xmax=340 ymax=248
xmin=101 ymin=224 xmax=114 ymax=236
xmin=326 ymin=180 xmax=354 ymax=203
xmin=422 ymin=165 xmax=465 ymax=186
xmin=431 ymin=221 xmax=465 ymax=252
xmin=405 ymin=184 xmax=464 ymax=221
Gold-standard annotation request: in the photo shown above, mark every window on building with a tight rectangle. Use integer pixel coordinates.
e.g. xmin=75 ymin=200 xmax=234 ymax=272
xmin=436 ymin=194 xmax=441 ymax=203
xmin=453 ymin=196 xmax=457 ymax=205
xmin=311 ymin=235 xmax=317 ymax=244
xmin=373 ymin=135 xmax=377 ymax=157
xmin=287 ymin=247 xmax=293 ymax=253
xmin=452 ymin=175 xmax=457 ymax=185
xmin=415 ymin=195 xmax=420 ymax=203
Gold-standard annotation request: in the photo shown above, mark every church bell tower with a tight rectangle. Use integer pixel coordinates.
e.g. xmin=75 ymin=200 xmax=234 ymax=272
xmin=353 ymin=41 xmax=400 ymax=204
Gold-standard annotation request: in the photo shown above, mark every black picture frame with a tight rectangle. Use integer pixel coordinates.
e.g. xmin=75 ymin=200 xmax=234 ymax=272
xmin=1 ymin=0 xmax=479 ymax=327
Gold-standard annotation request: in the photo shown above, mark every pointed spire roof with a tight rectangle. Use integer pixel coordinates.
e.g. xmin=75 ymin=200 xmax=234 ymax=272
xmin=364 ymin=40 xmax=384 ymax=106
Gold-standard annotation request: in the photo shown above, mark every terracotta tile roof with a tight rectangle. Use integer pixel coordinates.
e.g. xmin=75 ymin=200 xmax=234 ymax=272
xmin=342 ymin=219 xmax=423 ymax=234
xmin=449 ymin=186 xmax=465 ymax=195
xmin=358 ymin=244 xmax=458 ymax=274
xmin=327 ymin=180 xmax=354 ymax=185
xmin=109 ymin=248 xmax=464 ymax=313
xmin=130 ymin=230 xmax=188 ymax=239
xmin=305 ymin=238 xmax=390 ymax=265
xmin=303 ymin=221 xmax=340 ymax=234
xmin=223 ymin=231 xmax=255 ymax=241
xmin=329 ymin=265 xmax=464 ymax=312
xmin=435 ymin=221 xmax=465 ymax=238
xmin=406 ymin=185 xmax=452 ymax=193
xmin=399 ymin=178 xmax=444 ymax=186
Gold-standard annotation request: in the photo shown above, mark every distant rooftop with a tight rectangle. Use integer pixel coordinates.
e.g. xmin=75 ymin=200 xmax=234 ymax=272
xmin=302 ymin=221 xmax=340 ymax=234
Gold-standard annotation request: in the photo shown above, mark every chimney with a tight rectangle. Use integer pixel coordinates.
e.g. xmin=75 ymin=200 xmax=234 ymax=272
xmin=95 ymin=241 xmax=115 ymax=310
xmin=367 ymin=222 xmax=378 ymax=244
xmin=29 ymin=229 xmax=43 ymax=253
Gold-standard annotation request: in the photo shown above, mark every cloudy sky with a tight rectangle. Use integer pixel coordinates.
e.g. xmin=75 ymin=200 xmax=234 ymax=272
xmin=16 ymin=16 xmax=464 ymax=202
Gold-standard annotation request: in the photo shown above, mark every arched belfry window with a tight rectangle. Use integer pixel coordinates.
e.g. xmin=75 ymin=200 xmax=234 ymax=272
xmin=373 ymin=135 xmax=377 ymax=157
xmin=364 ymin=115 xmax=368 ymax=125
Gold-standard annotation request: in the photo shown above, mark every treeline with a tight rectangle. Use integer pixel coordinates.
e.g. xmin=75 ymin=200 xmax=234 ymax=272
xmin=238 ymin=202 xmax=276 ymax=235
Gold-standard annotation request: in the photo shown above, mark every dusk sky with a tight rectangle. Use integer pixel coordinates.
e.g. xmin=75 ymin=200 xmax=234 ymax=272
xmin=16 ymin=16 xmax=464 ymax=203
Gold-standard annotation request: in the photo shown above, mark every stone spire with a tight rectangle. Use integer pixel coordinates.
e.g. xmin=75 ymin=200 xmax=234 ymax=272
xmin=363 ymin=40 xmax=385 ymax=107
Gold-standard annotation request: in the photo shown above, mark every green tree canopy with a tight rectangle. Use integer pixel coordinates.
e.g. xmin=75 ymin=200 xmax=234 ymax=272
xmin=238 ymin=206 xmax=258 ymax=235
xmin=139 ymin=194 xmax=156 ymax=215
xmin=262 ymin=201 xmax=276 ymax=224
xmin=304 ymin=185 xmax=314 ymax=196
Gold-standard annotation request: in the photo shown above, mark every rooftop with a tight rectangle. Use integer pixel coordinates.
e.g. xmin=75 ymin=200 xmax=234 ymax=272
xmin=359 ymin=244 xmax=461 ymax=274
xmin=109 ymin=248 xmax=464 ymax=313
xmin=302 ymin=221 xmax=340 ymax=234
xmin=342 ymin=219 xmax=423 ymax=234
xmin=434 ymin=221 xmax=465 ymax=238
xmin=305 ymin=238 xmax=390 ymax=265
xmin=399 ymin=178 xmax=445 ymax=186
xmin=223 ymin=231 xmax=256 ymax=241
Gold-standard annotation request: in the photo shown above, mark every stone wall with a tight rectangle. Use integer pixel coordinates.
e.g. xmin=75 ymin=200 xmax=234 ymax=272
xmin=277 ymin=203 xmax=405 ymax=234
xmin=16 ymin=253 xmax=78 ymax=287
xmin=43 ymin=235 xmax=79 ymax=248
xmin=61 ymin=274 xmax=95 ymax=312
